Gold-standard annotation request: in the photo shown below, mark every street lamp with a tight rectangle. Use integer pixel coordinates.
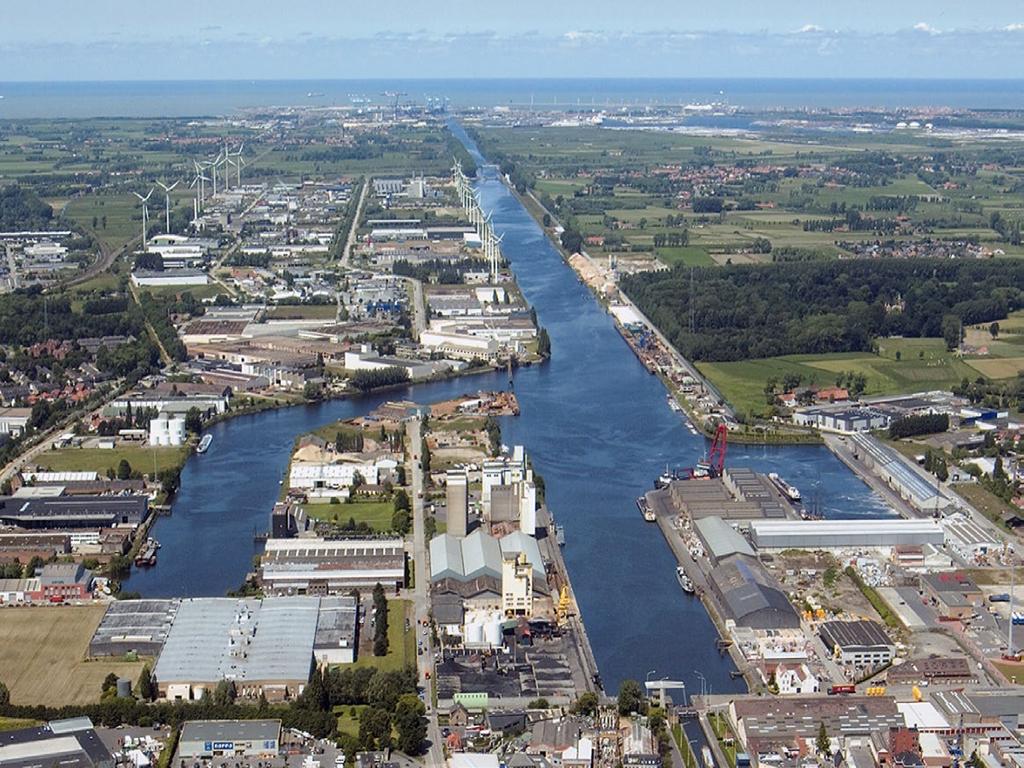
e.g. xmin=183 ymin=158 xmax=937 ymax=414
xmin=646 ymin=669 xmax=657 ymax=682
xmin=694 ymin=670 xmax=707 ymax=699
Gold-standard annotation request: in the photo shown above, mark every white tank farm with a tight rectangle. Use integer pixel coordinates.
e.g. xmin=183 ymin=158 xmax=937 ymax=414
xmin=149 ymin=413 xmax=186 ymax=446
xmin=484 ymin=617 xmax=503 ymax=647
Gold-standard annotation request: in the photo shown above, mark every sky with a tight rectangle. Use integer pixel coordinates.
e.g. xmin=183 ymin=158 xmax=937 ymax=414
xmin=3 ymin=1 xmax=1024 ymax=80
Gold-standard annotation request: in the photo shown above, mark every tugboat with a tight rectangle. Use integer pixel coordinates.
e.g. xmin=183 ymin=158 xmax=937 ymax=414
xmin=196 ymin=434 xmax=213 ymax=454
xmin=676 ymin=566 xmax=695 ymax=594
xmin=636 ymin=495 xmax=656 ymax=522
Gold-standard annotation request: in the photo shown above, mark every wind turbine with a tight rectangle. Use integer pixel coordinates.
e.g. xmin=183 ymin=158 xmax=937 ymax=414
xmin=232 ymin=143 xmax=246 ymax=187
xmin=156 ymin=180 xmax=180 ymax=234
xmin=191 ymin=163 xmax=210 ymax=215
xmin=210 ymin=151 xmax=223 ymax=196
xmin=133 ymin=188 xmax=155 ymax=252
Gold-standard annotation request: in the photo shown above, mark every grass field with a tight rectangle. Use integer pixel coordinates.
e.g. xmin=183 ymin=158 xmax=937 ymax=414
xmin=0 ymin=606 xmax=146 ymax=706
xmin=333 ymin=705 xmax=368 ymax=737
xmin=951 ymin=483 xmax=1016 ymax=530
xmin=353 ymin=599 xmax=415 ymax=672
xmin=34 ymin=444 xmax=188 ymax=476
xmin=304 ymin=500 xmax=395 ymax=531
xmin=699 ymin=339 xmax=978 ymax=417
xmin=0 ymin=717 xmax=42 ymax=731
xmin=656 ymin=246 xmax=715 ymax=266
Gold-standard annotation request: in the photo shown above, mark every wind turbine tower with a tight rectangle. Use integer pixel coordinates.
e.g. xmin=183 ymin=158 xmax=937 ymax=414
xmin=156 ymin=180 xmax=180 ymax=234
xmin=132 ymin=189 xmax=155 ymax=252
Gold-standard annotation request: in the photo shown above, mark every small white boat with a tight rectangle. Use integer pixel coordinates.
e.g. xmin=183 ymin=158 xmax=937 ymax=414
xmin=676 ymin=566 xmax=695 ymax=594
xmin=196 ymin=434 xmax=213 ymax=453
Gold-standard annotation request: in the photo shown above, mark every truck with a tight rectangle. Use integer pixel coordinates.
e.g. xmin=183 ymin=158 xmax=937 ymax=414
xmin=827 ymin=684 xmax=856 ymax=695
xmin=989 ymin=593 xmax=1011 ymax=603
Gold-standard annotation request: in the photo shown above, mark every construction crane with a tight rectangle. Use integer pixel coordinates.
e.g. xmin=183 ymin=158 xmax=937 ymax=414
xmin=654 ymin=423 xmax=729 ymax=487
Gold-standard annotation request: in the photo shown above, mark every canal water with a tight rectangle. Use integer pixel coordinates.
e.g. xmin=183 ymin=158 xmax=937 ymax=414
xmin=127 ymin=124 xmax=891 ymax=699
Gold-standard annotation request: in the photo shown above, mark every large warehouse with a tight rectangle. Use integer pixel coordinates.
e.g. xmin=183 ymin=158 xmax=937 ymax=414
xmin=259 ymin=537 xmax=406 ymax=595
xmin=748 ymin=518 xmax=945 ymax=550
xmin=153 ymin=598 xmax=319 ymax=701
xmin=0 ymin=495 xmax=150 ymax=529
xmin=707 ymin=553 xmax=800 ymax=630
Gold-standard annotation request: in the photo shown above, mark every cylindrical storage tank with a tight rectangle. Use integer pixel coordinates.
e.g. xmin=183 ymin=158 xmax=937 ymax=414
xmin=484 ymin=618 xmax=502 ymax=648
xmin=116 ymin=678 xmax=132 ymax=698
xmin=466 ymin=621 xmax=484 ymax=646
xmin=168 ymin=416 xmax=186 ymax=446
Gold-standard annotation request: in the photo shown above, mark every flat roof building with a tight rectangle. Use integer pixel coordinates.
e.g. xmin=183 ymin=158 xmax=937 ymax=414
xmin=153 ymin=598 xmax=319 ymax=702
xmin=177 ymin=720 xmax=281 ymax=759
xmin=0 ymin=495 xmax=149 ymax=530
xmin=88 ymin=599 xmax=179 ymax=657
xmin=0 ymin=718 xmax=113 ymax=768
xmin=313 ymin=596 xmax=359 ymax=665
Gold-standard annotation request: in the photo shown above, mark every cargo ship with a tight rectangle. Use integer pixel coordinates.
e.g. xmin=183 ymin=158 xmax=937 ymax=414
xmin=196 ymin=434 xmax=213 ymax=454
xmin=676 ymin=566 xmax=695 ymax=594
xmin=768 ymin=472 xmax=801 ymax=503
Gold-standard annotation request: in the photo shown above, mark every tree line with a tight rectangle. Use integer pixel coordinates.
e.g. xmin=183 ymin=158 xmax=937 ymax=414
xmin=621 ymin=259 xmax=1024 ymax=362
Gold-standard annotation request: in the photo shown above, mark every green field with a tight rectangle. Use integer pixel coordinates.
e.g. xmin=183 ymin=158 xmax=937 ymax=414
xmin=34 ymin=444 xmax=188 ymax=476
xmin=353 ymin=599 xmax=416 ymax=673
xmin=699 ymin=339 xmax=978 ymax=417
xmin=304 ymin=499 xmax=395 ymax=531
xmin=267 ymin=304 xmax=339 ymax=320
xmin=656 ymin=246 xmax=715 ymax=266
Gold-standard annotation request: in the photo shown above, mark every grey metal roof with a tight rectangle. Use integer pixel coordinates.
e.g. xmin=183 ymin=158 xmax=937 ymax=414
xmin=429 ymin=531 xmax=544 ymax=583
xmin=709 ymin=554 xmax=800 ymax=629
xmin=154 ymin=598 xmax=318 ymax=685
xmin=694 ymin=517 xmax=754 ymax=562
xmin=180 ymin=720 xmax=281 ymax=744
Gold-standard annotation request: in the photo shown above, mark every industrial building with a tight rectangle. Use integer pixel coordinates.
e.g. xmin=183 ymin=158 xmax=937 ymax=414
xmin=88 ymin=599 xmax=179 ymax=657
xmin=747 ymin=518 xmax=945 ymax=550
xmin=707 ymin=553 xmax=800 ymax=630
xmin=312 ymin=596 xmax=359 ymax=665
xmin=177 ymin=720 xmax=281 ymax=759
xmin=430 ymin=530 xmax=544 ymax=585
xmin=38 ymin=563 xmax=93 ymax=601
xmin=153 ymin=597 xmax=319 ymax=701
xmin=792 ymin=405 xmax=892 ymax=433
xmin=446 ymin=469 xmax=469 ymax=537
xmin=0 ymin=718 xmax=114 ymax=768
xmin=920 ymin=571 xmax=983 ymax=620
xmin=694 ymin=516 xmax=755 ymax=565
xmin=259 ymin=537 xmax=406 ymax=595
xmin=0 ymin=495 xmax=150 ymax=529
xmin=849 ymin=434 xmax=952 ymax=512
xmin=667 ymin=468 xmax=788 ymax=521
xmin=819 ymin=620 xmax=896 ymax=667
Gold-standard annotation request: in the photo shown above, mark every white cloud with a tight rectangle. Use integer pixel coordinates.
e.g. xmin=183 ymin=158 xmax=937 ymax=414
xmin=913 ymin=22 xmax=940 ymax=35
xmin=1006 ymin=23 xmax=1024 ymax=31
xmin=796 ymin=24 xmax=823 ymax=34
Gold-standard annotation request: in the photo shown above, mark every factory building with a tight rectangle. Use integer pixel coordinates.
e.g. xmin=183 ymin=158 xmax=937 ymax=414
xmin=259 ymin=538 xmax=406 ymax=595
xmin=153 ymin=598 xmax=319 ymax=701
xmin=288 ymin=461 xmax=382 ymax=492
xmin=707 ymin=553 xmax=800 ymax=630
xmin=849 ymin=434 xmax=953 ymax=513
xmin=89 ymin=599 xmax=179 ymax=658
xmin=668 ymin=467 xmax=787 ymax=521
xmin=0 ymin=495 xmax=150 ymax=530
xmin=446 ymin=469 xmax=469 ymax=537
xmin=501 ymin=552 xmax=534 ymax=617
xmin=748 ymin=519 xmax=945 ymax=551
xmin=481 ymin=446 xmax=537 ymax=535
xmin=819 ymin=620 xmax=895 ymax=667
xmin=0 ymin=718 xmax=114 ymax=768
xmin=177 ymin=720 xmax=281 ymax=759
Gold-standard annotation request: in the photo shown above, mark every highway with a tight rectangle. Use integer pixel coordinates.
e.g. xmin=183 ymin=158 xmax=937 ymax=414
xmin=341 ymin=177 xmax=369 ymax=268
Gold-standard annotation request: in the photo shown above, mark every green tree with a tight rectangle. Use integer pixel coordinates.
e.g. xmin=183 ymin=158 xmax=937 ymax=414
xmin=617 ymin=678 xmax=646 ymax=715
xmin=213 ymin=679 xmax=237 ymax=706
xmin=137 ymin=666 xmax=156 ymax=702
xmin=184 ymin=407 xmax=203 ymax=434
xmin=393 ymin=489 xmax=410 ymax=512
xmin=816 ymin=722 xmax=830 ymax=756
xmin=0 ymin=680 xmax=9 ymax=706
xmin=570 ymin=691 xmax=599 ymax=717
xmin=358 ymin=707 xmax=392 ymax=750
xmin=941 ymin=314 xmax=962 ymax=352
xmin=990 ymin=321 xmax=1001 ymax=339
xmin=391 ymin=508 xmax=411 ymax=535
xmin=393 ymin=694 xmax=427 ymax=755
xmin=101 ymin=672 xmax=119 ymax=697
xmin=116 ymin=459 xmax=132 ymax=480
xmin=537 ymin=327 xmax=551 ymax=357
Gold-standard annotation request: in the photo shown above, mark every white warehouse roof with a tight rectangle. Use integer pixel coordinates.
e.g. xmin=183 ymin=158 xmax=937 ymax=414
xmin=749 ymin=518 xmax=944 ymax=550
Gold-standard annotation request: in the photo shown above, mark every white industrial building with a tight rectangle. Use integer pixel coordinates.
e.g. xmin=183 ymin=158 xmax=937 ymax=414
xmin=149 ymin=413 xmax=186 ymax=446
xmin=419 ymin=330 xmax=500 ymax=362
xmin=748 ymin=518 xmax=945 ymax=550
xmin=343 ymin=344 xmax=445 ymax=380
xmin=131 ymin=268 xmax=209 ymax=287
xmin=288 ymin=461 xmax=382 ymax=494
xmin=259 ymin=538 xmax=406 ymax=594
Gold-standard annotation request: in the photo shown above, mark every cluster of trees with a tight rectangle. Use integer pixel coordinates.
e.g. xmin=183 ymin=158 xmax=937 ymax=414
xmin=621 ymin=260 xmax=1024 ymax=362
xmin=0 ymin=186 xmax=53 ymax=230
xmin=446 ymin=132 xmax=477 ymax=178
xmin=393 ymin=258 xmax=481 ymax=285
xmin=652 ymin=231 xmax=689 ymax=248
xmin=392 ymin=490 xmax=411 ymax=535
xmin=559 ymin=228 xmax=584 ymax=255
xmin=888 ymin=413 xmax=950 ymax=439
xmin=922 ymin=449 xmax=949 ymax=482
xmin=484 ymin=416 xmax=501 ymax=456
xmin=0 ymin=556 xmax=43 ymax=579
xmin=372 ymin=583 xmax=389 ymax=657
xmin=136 ymin=291 xmax=187 ymax=362
xmin=537 ymin=327 xmax=551 ymax=357
xmin=134 ymin=252 xmax=164 ymax=271
xmin=225 ymin=251 xmax=272 ymax=268
xmin=349 ymin=366 xmax=411 ymax=393
xmin=336 ymin=429 xmax=366 ymax=452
